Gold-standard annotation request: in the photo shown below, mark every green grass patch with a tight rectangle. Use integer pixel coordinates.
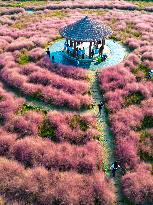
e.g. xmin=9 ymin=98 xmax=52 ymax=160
xmin=39 ymin=119 xmax=56 ymax=139
xmin=70 ymin=114 xmax=89 ymax=131
xmin=132 ymin=64 xmax=152 ymax=81
xmin=139 ymin=130 xmax=153 ymax=161
xmin=12 ymin=10 xmax=69 ymax=29
xmin=81 ymin=9 xmax=107 ymax=16
xmin=120 ymin=23 xmax=142 ymax=40
xmin=127 ymin=1 xmax=153 ymax=9
xmin=111 ymin=35 xmax=120 ymax=41
xmin=116 ymin=22 xmax=142 ymax=42
xmin=0 ymin=96 xmax=4 ymax=101
xmin=10 ymin=1 xmax=48 ymax=8
xmin=141 ymin=115 xmax=153 ymax=130
xmin=31 ymin=90 xmax=43 ymax=99
xmin=140 ymin=149 xmax=153 ymax=162
xmin=17 ymin=103 xmax=48 ymax=115
xmin=140 ymin=130 xmax=152 ymax=141
xmin=0 ymin=115 xmax=5 ymax=126
xmin=18 ymin=52 xmax=31 ymax=65
xmin=121 ymin=196 xmax=136 ymax=205
xmin=124 ymin=91 xmax=145 ymax=106
xmin=137 ymin=64 xmax=150 ymax=75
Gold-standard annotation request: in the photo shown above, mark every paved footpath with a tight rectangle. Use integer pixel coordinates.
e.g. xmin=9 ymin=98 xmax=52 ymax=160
xmin=89 ymin=70 xmax=128 ymax=205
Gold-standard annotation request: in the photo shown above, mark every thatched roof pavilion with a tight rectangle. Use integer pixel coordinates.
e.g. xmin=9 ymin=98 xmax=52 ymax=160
xmin=59 ymin=16 xmax=113 ymax=59
xmin=60 ymin=16 xmax=112 ymax=42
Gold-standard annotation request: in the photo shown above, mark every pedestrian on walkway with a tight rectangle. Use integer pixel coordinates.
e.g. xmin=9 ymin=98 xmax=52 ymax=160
xmin=46 ymin=47 xmax=50 ymax=58
xmin=97 ymin=101 xmax=103 ymax=116
xmin=110 ymin=161 xmax=120 ymax=177
xmin=51 ymin=55 xmax=55 ymax=63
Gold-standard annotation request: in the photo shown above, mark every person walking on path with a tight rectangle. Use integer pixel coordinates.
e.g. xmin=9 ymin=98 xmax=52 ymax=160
xmin=46 ymin=47 xmax=50 ymax=58
xmin=110 ymin=161 xmax=120 ymax=177
xmin=51 ymin=55 xmax=55 ymax=63
xmin=97 ymin=101 xmax=104 ymax=116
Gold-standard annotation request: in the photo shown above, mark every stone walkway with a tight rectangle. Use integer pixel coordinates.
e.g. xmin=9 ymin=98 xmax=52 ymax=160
xmin=89 ymin=70 xmax=127 ymax=205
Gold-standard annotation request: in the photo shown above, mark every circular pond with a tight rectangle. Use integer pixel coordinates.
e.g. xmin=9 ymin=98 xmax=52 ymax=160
xmin=49 ymin=39 xmax=130 ymax=70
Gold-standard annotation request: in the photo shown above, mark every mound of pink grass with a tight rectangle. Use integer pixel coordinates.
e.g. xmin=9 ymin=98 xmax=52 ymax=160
xmin=37 ymin=56 xmax=88 ymax=80
xmin=46 ymin=111 xmax=100 ymax=144
xmin=0 ymin=157 xmax=116 ymax=205
xmin=122 ymin=170 xmax=153 ymax=205
xmin=98 ymin=64 xmax=136 ymax=93
xmin=105 ymin=82 xmax=153 ymax=113
xmin=0 ymin=55 xmax=92 ymax=109
xmin=5 ymin=136 xmax=103 ymax=173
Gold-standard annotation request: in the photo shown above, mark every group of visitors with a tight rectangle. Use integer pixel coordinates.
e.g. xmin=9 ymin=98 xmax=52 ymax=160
xmin=46 ymin=48 xmax=55 ymax=63
xmin=91 ymin=43 xmax=103 ymax=58
xmin=46 ymin=40 xmax=108 ymax=64
xmin=63 ymin=40 xmax=108 ymax=62
xmin=64 ymin=41 xmax=86 ymax=59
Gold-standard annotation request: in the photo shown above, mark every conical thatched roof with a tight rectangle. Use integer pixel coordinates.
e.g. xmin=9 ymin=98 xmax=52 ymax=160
xmin=59 ymin=16 xmax=113 ymax=42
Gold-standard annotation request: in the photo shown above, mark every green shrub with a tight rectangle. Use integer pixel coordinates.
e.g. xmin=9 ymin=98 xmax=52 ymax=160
xmin=138 ymin=64 xmax=150 ymax=75
xmin=0 ymin=115 xmax=4 ymax=125
xmin=70 ymin=115 xmax=89 ymax=131
xmin=18 ymin=52 xmax=30 ymax=65
xmin=17 ymin=103 xmax=48 ymax=115
xmin=140 ymin=130 xmax=152 ymax=141
xmin=31 ymin=90 xmax=42 ymax=99
xmin=0 ymin=96 xmax=3 ymax=101
xmin=79 ymin=119 xmax=89 ymax=131
xmin=141 ymin=116 xmax=153 ymax=129
xmin=140 ymin=150 xmax=153 ymax=162
xmin=70 ymin=115 xmax=80 ymax=129
xmin=39 ymin=119 xmax=56 ymax=138
xmin=132 ymin=64 xmax=151 ymax=81
xmin=124 ymin=91 xmax=145 ymax=106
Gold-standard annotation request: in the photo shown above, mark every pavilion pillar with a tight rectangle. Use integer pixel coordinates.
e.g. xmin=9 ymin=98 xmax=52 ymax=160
xmin=100 ymin=38 xmax=105 ymax=55
xmin=89 ymin=42 xmax=92 ymax=59
xmin=102 ymin=38 xmax=105 ymax=47
xmin=73 ymin=41 xmax=76 ymax=57
xmin=70 ymin=40 xmax=73 ymax=47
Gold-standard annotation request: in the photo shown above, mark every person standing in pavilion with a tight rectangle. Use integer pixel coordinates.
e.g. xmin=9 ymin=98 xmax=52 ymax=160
xmin=91 ymin=48 xmax=94 ymax=58
xmin=99 ymin=45 xmax=103 ymax=58
xmin=82 ymin=47 xmax=85 ymax=59
xmin=64 ymin=41 xmax=67 ymax=51
xmin=78 ymin=48 xmax=82 ymax=58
